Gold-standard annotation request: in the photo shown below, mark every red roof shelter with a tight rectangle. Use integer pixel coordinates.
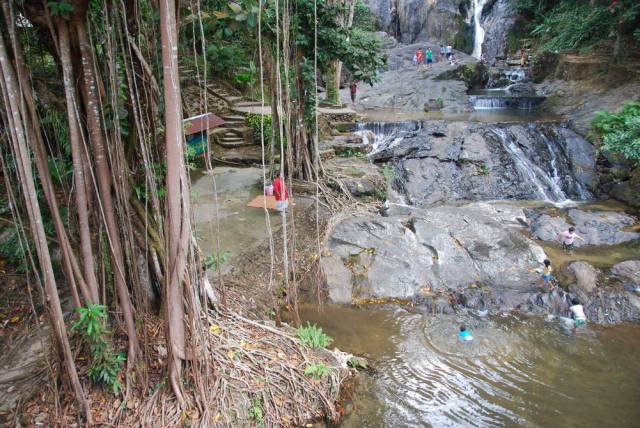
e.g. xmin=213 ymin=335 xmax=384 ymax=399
xmin=183 ymin=113 xmax=224 ymax=136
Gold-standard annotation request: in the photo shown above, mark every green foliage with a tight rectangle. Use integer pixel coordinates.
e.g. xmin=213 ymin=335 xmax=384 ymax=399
xmin=304 ymin=362 xmax=331 ymax=380
xmin=592 ymin=101 xmax=640 ymax=164
xmin=72 ymin=304 xmax=125 ymax=394
xmin=246 ymin=113 xmax=273 ymax=144
xmin=297 ymin=323 xmax=333 ymax=348
xmin=204 ymin=250 xmax=231 ymax=270
xmin=511 ymin=0 xmax=640 ymax=53
xmin=248 ymin=398 xmax=265 ymax=428
xmin=48 ymin=1 xmax=74 ymax=19
xmin=381 ymin=163 xmax=396 ymax=185
xmin=0 ymin=223 xmax=30 ymax=273
xmin=347 ymin=356 xmax=368 ymax=370
xmin=234 ymin=61 xmax=258 ymax=86
xmin=337 ymin=148 xmax=364 ymax=158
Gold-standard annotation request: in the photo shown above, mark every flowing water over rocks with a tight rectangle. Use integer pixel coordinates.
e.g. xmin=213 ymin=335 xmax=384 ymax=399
xmin=363 ymin=120 xmax=595 ymax=205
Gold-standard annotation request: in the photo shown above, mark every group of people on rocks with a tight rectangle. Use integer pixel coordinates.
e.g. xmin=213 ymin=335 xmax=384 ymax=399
xmin=413 ymin=45 xmax=458 ymax=68
xmin=460 ymin=226 xmax=588 ymax=343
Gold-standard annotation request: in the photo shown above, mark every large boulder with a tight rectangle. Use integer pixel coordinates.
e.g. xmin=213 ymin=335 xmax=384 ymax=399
xmin=370 ymin=121 xmax=595 ymax=206
xmin=562 ymin=261 xmax=599 ymax=303
xmin=527 ymin=208 xmax=640 ymax=247
xmin=610 ymin=260 xmax=640 ymax=285
xmin=321 ymin=203 xmax=546 ymax=304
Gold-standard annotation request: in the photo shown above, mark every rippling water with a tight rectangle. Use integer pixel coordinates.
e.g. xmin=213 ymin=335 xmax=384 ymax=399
xmin=299 ymin=305 xmax=640 ymax=427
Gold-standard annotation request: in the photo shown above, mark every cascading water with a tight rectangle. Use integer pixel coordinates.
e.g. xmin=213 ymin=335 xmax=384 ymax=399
xmin=491 ymin=127 xmax=568 ymax=203
xmin=472 ymin=0 xmax=489 ymax=59
xmin=354 ymin=121 xmax=422 ymax=154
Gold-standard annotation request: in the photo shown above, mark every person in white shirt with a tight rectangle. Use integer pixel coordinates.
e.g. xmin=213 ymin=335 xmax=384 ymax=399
xmin=569 ymin=298 xmax=587 ymax=326
xmin=556 ymin=226 xmax=584 ymax=254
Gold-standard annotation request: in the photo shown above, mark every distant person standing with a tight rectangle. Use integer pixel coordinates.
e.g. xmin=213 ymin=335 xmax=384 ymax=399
xmin=445 ymin=45 xmax=453 ymax=59
xmin=520 ymin=48 xmax=527 ymax=67
xmin=412 ymin=52 xmax=418 ymax=67
xmin=349 ymin=81 xmax=358 ymax=106
xmin=426 ymin=48 xmax=433 ymax=69
xmin=273 ymin=172 xmax=289 ymax=213
xmin=440 ymin=45 xmax=446 ymax=62
xmin=416 ymin=49 xmax=424 ymax=69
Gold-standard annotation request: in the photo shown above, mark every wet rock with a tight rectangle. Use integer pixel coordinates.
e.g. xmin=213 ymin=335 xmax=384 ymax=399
xmin=610 ymin=180 xmax=640 ymax=208
xmin=506 ymin=82 xmax=536 ymax=96
xmin=528 ymin=209 xmax=640 ymax=247
xmin=563 ymin=261 xmax=599 ymax=303
xmin=610 ymin=260 xmax=640 ymax=285
xmin=370 ymin=121 xmax=594 ymax=206
xmin=480 ymin=0 xmax=517 ymax=61
xmin=364 ymin=0 xmax=464 ymax=44
xmin=585 ymin=291 xmax=640 ymax=324
xmin=321 ymin=203 xmax=546 ymax=303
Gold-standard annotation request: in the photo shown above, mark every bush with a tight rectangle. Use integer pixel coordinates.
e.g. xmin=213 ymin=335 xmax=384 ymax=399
xmin=304 ymin=362 xmax=331 ymax=380
xmin=297 ymin=323 xmax=333 ymax=348
xmin=245 ymin=113 xmax=272 ymax=145
xmin=592 ymin=102 xmax=640 ymax=165
xmin=72 ymin=304 xmax=125 ymax=394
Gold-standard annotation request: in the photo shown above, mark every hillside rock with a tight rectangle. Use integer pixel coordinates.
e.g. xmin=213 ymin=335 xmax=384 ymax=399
xmin=610 ymin=260 xmax=640 ymax=285
xmin=368 ymin=121 xmax=595 ymax=206
xmin=321 ymin=203 xmax=546 ymax=304
xmin=527 ymin=209 xmax=640 ymax=247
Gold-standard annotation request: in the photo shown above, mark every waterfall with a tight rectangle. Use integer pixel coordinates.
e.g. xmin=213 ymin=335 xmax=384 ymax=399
xmin=491 ymin=128 xmax=569 ymax=203
xmin=469 ymin=95 xmax=545 ymax=110
xmin=355 ymin=121 xmax=422 ymax=154
xmin=472 ymin=0 xmax=489 ymax=59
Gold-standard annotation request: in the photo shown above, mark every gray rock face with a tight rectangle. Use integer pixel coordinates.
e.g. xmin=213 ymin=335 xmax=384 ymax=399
xmin=479 ymin=0 xmax=516 ymax=60
xmin=364 ymin=0 xmax=464 ymax=44
xmin=528 ymin=208 xmax=640 ymax=247
xmin=611 ymin=260 xmax=640 ymax=285
xmin=368 ymin=121 xmax=595 ymax=206
xmin=564 ymin=261 xmax=599 ymax=303
xmin=321 ymin=203 xmax=546 ymax=304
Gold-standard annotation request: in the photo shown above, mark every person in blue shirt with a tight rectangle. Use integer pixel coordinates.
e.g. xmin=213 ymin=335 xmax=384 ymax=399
xmin=458 ymin=325 xmax=473 ymax=341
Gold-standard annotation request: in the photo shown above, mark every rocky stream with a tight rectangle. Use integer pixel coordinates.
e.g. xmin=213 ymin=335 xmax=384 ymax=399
xmin=304 ymin=34 xmax=640 ymax=426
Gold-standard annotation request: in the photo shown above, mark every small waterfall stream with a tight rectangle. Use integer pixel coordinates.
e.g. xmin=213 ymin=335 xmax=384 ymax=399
xmin=491 ymin=127 xmax=569 ymax=202
xmin=472 ymin=0 xmax=490 ymax=59
xmin=354 ymin=121 xmax=420 ymax=154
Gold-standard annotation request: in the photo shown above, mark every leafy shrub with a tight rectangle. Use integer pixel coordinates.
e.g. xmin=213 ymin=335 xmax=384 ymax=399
xmin=592 ymin=101 xmax=640 ymax=164
xmin=304 ymin=362 xmax=331 ymax=380
xmin=245 ymin=113 xmax=272 ymax=144
xmin=72 ymin=304 xmax=125 ymax=394
xmin=204 ymin=250 xmax=231 ymax=270
xmin=297 ymin=323 xmax=333 ymax=348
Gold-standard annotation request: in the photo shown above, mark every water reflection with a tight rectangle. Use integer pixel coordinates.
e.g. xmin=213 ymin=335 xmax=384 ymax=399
xmin=300 ymin=304 xmax=640 ymax=427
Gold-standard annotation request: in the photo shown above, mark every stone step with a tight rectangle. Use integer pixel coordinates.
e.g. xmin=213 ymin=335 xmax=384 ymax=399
xmin=234 ymin=101 xmax=264 ymax=107
xmin=221 ymin=115 xmax=246 ymax=121
xmin=217 ymin=140 xmax=253 ymax=149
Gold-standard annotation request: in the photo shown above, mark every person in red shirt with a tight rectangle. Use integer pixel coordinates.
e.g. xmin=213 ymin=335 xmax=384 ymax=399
xmin=272 ymin=172 xmax=289 ymax=212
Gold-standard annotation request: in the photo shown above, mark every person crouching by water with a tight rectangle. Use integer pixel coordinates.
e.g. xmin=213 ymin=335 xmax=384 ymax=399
xmin=569 ymin=298 xmax=587 ymax=326
xmin=273 ymin=172 xmax=289 ymax=213
xmin=541 ymin=259 xmax=554 ymax=290
xmin=458 ymin=325 xmax=473 ymax=342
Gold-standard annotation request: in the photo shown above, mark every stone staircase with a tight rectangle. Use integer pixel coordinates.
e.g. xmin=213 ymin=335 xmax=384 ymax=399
xmin=179 ymin=67 xmax=258 ymax=148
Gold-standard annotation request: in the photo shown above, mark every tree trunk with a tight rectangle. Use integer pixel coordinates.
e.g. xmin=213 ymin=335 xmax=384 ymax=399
xmin=74 ymin=15 xmax=140 ymax=370
xmin=324 ymin=0 xmax=356 ymax=106
xmin=159 ymin=0 xmax=189 ymax=406
xmin=1 ymin=1 xmax=88 ymax=308
xmin=56 ymin=18 xmax=100 ymax=304
xmin=0 ymin=28 xmax=91 ymax=424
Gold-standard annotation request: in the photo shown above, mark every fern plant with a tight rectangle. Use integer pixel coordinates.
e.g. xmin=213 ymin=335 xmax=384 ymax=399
xmin=297 ymin=323 xmax=333 ymax=348
xmin=304 ymin=362 xmax=331 ymax=380
xmin=592 ymin=101 xmax=640 ymax=164
xmin=72 ymin=304 xmax=126 ymax=394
